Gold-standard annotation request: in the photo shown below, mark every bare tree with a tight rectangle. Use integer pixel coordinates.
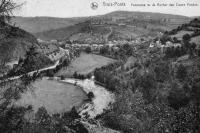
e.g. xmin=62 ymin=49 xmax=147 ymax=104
xmin=0 ymin=0 xmax=21 ymax=23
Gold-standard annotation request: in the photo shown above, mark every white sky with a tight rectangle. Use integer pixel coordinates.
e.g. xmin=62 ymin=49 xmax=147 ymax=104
xmin=14 ymin=0 xmax=200 ymax=17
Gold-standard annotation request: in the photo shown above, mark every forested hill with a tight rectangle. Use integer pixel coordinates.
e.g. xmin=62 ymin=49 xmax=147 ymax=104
xmin=32 ymin=11 xmax=191 ymax=41
xmin=92 ymin=18 xmax=200 ymax=133
xmin=0 ymin=21 xmax=39 ymax=64
xmin=11 ymin=16 xmax=88 ymax=33
xmin=165 ymin=18 xmax=200 ymax=45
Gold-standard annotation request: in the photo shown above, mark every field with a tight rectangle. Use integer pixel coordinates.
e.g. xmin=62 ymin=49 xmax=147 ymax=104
xmin=57 ymin=53 xmax=116 ymax=76
xmin=191 ymin=35 xmax=200 ymax=45
xmin=15 ymin=78 xmax=87 ymax=114
xmin=171 ymin=30 xmax=194 ymax=40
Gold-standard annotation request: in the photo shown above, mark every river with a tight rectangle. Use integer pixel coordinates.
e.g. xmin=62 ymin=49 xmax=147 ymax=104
xmin=4 ymin=52 xmax=114 ymax=119
xmin=14 ymin=77 xmax=115 ymax=119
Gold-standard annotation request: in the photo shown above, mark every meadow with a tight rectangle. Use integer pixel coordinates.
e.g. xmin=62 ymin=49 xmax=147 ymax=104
xmin=56 ymin=53 xmax=116 ymax=76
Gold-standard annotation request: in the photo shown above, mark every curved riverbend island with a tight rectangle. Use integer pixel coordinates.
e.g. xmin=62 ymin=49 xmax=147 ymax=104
xmin=14 ymin=77 xmax=115 ymax=119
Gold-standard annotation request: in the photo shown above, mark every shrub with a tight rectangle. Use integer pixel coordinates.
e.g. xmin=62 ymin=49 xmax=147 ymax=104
xmin=176 ymin=64 xmax=187 ymax=81
xmin=85 ymin=46 xmax=92 ymax=53
xmin=168 ymin=82 xmax=190 ymax=109
xmin=60 ymin=75 xmax=65 ymax=80
xmin=87 ymin=92 xmax=94 ymax=100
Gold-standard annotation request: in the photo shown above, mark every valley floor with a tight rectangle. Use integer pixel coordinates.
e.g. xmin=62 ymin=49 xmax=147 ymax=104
xmin=56 ymin=53 xmax=116 ymax=76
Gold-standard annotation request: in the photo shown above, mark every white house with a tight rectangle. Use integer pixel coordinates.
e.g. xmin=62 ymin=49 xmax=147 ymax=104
xmin=166 ymin=41 xmax=173 ymax=47
xmin=173 ymin=43 xmax=182 ymax=47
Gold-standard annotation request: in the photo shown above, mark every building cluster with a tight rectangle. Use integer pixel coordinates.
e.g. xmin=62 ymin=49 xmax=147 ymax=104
xmin=91 ymin=17 xmax=127 ymax=25
xmin=150 ymin=40 xmax=182 ymax=48
xmin=37 ymin=35 xmax=152 ymax=62
xmin=46 ymin=47 xmax=70 ymax=61
xmin=65 ymin=43 xmax=104 ymax=51
xmin=150 ymin=40 xmax=182 ymax=53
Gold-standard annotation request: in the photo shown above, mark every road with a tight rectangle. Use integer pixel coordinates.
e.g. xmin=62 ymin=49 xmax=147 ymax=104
xmin=1 ymin=60 xmax=60 ymax=82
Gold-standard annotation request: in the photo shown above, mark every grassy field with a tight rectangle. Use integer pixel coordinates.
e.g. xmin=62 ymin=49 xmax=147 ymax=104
xmin=171 ymin=30 xmax=194 ymax=40
xmin=57 ymin=53 xmax=116 ymax=76
xmin=191 ymin=35 xmax=200 ymax=45
xmin=15 ymin=78 xmax=87 ymax=114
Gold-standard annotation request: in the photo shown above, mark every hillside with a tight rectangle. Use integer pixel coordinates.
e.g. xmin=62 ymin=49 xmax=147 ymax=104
xmin=33 ymin=11 xmax=192 ymax=41
xmin=11 ymin=17 xmax=88 ymax=33
xmin=0 ymin=23 xmax=39 ymax=63
xmin=0 ymin=22 xmax=54 ymax=76
xmin=103 ymin=11 xmax=189 ymax=20
xmin=34 ymin=21 xmax=91 ymax=41
xmin=166 ymin=18 xmax=200 ymax=45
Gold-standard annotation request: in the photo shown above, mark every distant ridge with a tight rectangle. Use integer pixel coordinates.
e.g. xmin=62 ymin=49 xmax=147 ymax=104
xmin=102 ymin=10 xmax=190 ymax=19
xmin=32 ymin=11 xmax=192 ymax=41
xmin=11 ymin=16 xmax=88 ymax=33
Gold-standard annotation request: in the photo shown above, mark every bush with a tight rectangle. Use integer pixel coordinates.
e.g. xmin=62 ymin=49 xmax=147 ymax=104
xmin=135 ymin=73 xmax=157 ymax=103
xmin=60 ymin=75 xmax=65 ymax=80
xmin=46 ymin=69 xmax=54 ymax=77
xmin=85 ymin=46 xmax=92 ymax=53
xmin=176 ymin=64 xmax=187 ymax=81
xmin=87 ymin=92 xmax=94 ymax=100
xmin=168 ymin=82 xmax=190 ymax=109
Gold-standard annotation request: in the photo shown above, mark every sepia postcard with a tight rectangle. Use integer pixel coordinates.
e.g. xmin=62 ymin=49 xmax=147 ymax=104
xmin=0 ymin=0 xmax=200 ymax=132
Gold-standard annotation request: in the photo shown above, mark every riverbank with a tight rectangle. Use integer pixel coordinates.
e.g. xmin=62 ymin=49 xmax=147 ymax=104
xmin=58 ymin=77 xmax=115 ymax=119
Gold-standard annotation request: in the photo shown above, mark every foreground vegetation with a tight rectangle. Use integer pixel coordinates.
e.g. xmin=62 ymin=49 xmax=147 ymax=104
xmin=0 ymin=2 xmax=200 ymax=132
xmin=93 ymin=20 xmax=200 ymax=132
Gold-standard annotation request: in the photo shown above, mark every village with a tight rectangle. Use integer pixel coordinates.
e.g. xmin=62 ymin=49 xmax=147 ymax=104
xmin=37 ymin=36 xmax=151 ymax=61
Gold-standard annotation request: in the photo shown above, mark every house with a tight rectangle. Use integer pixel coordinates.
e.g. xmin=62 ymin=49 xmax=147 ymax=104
xmin=149 ymin=43 xmax=155 ymax=48
xmin=50 ymin=40 xmax=58 ymax=43
xmin=47 ymin=48 xmax=67 ymax=61
xmin=173 ymin=43 xmax=182 ymax=47
xmin=91 ymin=44 xmax=99 ymax=51
xmin=98 ymin=44 xmax=104 ymax=47
xmin=118 ymin=23 xmax=126 ymax=26
xmin=112 ymin=46 xmax=120 ymax=52
xmin=106 ymin=43 xmax=115 ymax=48
xmin=112 ymin=17 xmax=126 ymax=23
xmin=165 ymin=41 xmax=173 ymax=47
xmin=81 ymin=44 xmax=90 ymax=49
xmin=156 ymin=40 xmax=162 ymax=47
xmin=65 ymin=44 xmax=71 ymax=49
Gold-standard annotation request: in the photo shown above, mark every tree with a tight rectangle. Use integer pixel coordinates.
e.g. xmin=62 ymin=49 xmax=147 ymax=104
xmin=176 ymin=64 xmax=187 ymax=81
xmin=46 ymin=69 xmax=54 ymax=77
xmin=60 ymin=75 xmax=65 ymax=80
xmin=168 ymin=82 xmax=190 ymax=110
xmin=0 ymin=0 xmax=21 ymax=23
xmin=160 ymin=35 xmax=172 ymax=44
xmin=183 ymin=34 xmax=191 ymax=42
xmin=135 ymin=73 xmax=157 ymax=103
xmin=100 ymin=46 xmax=109 ymax=55
xmin=18 ymin=57 xmax=23 ymax=64
xmin=73 ymin=71 xmax=78 ymax=78
xmin=173 ymin=37 xmax=179 ymax=43
xmin=22 ymin=46 xmax=39 ymax=73
xmin=183 ymin=34 xmax=191 ymax=49
xmin=87 ymin=92 xmax=94 ymax=100
xmin=85 ymin=46 xmax=92 ymax=53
